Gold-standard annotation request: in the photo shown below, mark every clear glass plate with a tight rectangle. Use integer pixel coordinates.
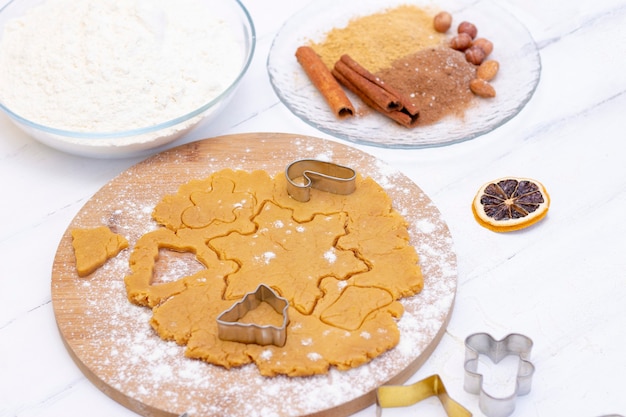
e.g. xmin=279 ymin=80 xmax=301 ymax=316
xmin=268 ymin=0 xmax=541 ymax=148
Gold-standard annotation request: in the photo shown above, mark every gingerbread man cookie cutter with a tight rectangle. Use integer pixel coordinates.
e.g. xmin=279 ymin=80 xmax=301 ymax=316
xmin=376 ymin=374 xmax=471 ymax=417
xmin=285 ymin=159 xmax=357 ymax=202
xmin=463 ymin=332 xmax=535 ymax=417
xmin=216 ymin=284 xmax=289 ymax=347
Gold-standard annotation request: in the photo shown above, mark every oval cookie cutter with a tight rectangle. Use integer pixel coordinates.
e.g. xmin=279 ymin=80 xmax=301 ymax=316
xmin=285 ymin=159 xmax=356 ymax=202
xmin=216 ymin=284 xmax=289 ymax=347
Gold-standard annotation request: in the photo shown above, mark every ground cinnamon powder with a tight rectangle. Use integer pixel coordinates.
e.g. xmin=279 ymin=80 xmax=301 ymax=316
xmin=376 ymin=47 xmax=477 ymax=126
xmin=311 ymin=5 xmax=445 ymax=73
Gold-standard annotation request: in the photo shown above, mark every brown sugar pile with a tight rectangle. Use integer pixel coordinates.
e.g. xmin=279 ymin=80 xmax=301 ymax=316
xmin=310 ymin=5 xmax=446 ymax=73
xmin=123 ymin=168 xmax=423 ymax=377
xmin=376 ymin=47 xmax=477 ymax=125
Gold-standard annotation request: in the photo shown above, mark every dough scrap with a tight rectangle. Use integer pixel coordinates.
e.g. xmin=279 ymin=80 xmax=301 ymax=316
xmin=124 ymin=168 xmax=423 ymax=376
xmin=71 ymin=226 xmax=128 ymax=277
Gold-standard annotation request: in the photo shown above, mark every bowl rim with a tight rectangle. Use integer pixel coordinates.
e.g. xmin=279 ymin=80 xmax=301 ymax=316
xmin=0 ymin=0 xmax=256 ymax=140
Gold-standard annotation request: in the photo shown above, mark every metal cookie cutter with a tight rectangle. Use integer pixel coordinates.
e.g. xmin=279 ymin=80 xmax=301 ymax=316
xmin=376 ymin=374 xmax=471 ymax=417
xmin=285 ymin=159 xmax=357 ymax=202
xmin=216 ymin=284 xmax=289 ymax=347
xmin=464 ymin=333 xmax=535 ymax=417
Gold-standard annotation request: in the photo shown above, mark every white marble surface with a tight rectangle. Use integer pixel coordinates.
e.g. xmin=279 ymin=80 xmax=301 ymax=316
xmin=1 ymin=0 xmax=625 ymax=416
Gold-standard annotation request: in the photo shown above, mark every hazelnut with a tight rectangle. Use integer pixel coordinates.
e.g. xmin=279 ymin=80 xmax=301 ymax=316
xmin=458 ymin=21 xmax=478 ymax=39
xmin=472 ymin=38 xmax=494 ymax=57
xmin=433 ymin=11 xmax=452 ymax=33
xmin=449 ymin=33 xmax=472 ymax=51
xmin=465 ymin=45 xmax=486 ymax=65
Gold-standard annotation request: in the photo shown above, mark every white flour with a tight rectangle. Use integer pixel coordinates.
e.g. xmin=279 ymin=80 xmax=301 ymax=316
xmin=0 ymin=0 xmax=243 ymax=132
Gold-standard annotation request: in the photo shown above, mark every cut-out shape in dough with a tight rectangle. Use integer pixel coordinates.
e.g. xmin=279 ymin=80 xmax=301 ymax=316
xmin=71 ymin=226 xmax=128 ymax=277
xmin=211 ymin=201 xmax=368 ymax=315
xmin=183 ymin=176 xmax=254 ymax=228
xmin=320 ymin=286 xmax=393 ymax=330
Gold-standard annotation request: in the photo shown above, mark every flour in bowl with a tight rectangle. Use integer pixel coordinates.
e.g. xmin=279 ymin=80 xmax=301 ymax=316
xmin=0 ymin=0 xmax=244 ymax=132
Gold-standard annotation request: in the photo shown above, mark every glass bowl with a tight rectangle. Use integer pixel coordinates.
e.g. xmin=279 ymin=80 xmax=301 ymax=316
xmin=0 ymin=0 xmax=255 ymax=158
xmin=268 ymin=0 xmax=541 ymax=148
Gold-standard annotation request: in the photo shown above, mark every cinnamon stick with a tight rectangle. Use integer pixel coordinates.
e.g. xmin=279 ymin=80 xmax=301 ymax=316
xmin=332 ymin=54 xmax=419 ymax=128
xmin=333 ymin=59 xmax=401 ymax=113
xmin=295 ymin=46 xmax=355 ymax=118
xmin=338 ymin=54 xmax=419 ymax=116
xmin=332 ymin=69 xmax=416 ymax=128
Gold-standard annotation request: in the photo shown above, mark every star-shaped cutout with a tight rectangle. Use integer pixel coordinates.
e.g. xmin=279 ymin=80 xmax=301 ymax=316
xmin=210 ymin=201 xmax=368 ymax=315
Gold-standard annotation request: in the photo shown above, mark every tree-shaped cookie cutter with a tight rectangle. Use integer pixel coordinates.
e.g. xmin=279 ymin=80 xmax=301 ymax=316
xmin=285 ymin=159 xmax=357 ymax=202
xmin=376 ymin=374 xmax=471 ymax=417
xmin=216 ymin=284 xmax=289 ymax=347
xmin=464 ymin=332 xmax=535 ymax=417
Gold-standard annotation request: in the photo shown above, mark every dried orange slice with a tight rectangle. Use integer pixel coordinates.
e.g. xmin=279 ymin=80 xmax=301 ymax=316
xmin=472 ymin=177 xmax=550 ymax=232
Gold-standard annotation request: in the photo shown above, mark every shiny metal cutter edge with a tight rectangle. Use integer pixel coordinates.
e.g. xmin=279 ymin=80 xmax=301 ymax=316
xmin=285 ymin=159 xmax=357 ymax=202
xmin=463 ymin=332 xmax=535 ymax=417
xmin=216 ymin=284 xmax=289 ymax=347
xmin=376 ymin=374 xmax=472 ymax=417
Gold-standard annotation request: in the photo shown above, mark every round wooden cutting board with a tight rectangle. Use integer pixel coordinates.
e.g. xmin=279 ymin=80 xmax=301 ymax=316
xmin=51 ymin=133 xmax=457 ymax=417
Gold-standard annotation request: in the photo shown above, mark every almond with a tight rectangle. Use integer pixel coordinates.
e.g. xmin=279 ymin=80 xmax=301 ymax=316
xmin=476 ymin=60 xmax=500 ymax=81
xmin=470 ymin=78 xmax=496 ymax=98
